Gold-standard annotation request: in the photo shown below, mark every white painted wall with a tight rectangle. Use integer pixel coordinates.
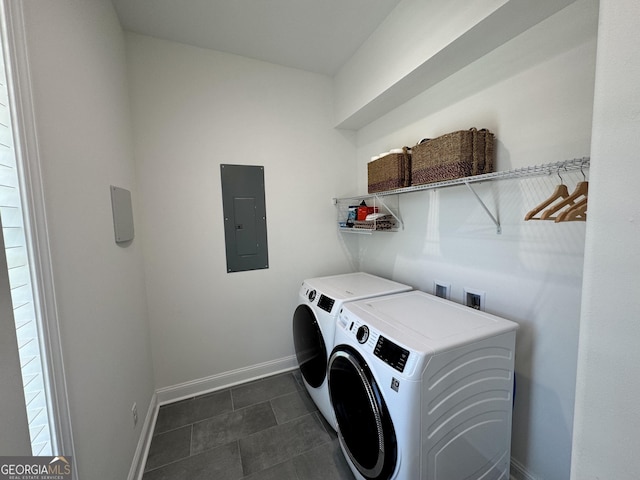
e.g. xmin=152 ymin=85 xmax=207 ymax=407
xmin=125 ymin=34 xmax=356 ymax=389
xmin=346 ymin=1 xmax=598 ymax=479
xmin=0 ymin=226 xmax=31 ymax=455
xmin=571 ymin=1 xmax=640 ymax=479
xmin=20 ymin=0 xmax=154 ymax=478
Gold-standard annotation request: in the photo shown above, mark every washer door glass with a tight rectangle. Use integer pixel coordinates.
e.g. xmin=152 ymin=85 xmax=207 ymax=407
xmin=293 ymin=304 xmax=327 ymax=388
xmin=328 ymin=346 xmax=397 ymax=480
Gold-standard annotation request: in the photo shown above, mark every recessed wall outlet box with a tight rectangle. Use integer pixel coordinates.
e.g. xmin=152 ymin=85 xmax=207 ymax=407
xmin=464 ymin=288 xmax=486 ymax=311
xmin=434 ymin=281 xmax=451 ymax=300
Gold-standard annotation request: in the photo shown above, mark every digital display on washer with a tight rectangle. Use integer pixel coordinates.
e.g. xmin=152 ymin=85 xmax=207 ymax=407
xmin=374 ymin=335 xmax=409 ymax=372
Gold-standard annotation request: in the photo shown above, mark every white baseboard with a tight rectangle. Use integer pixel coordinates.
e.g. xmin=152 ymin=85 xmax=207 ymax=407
xmin=128 ymin=392 xmax=159 ymax=480
xmin=511 ymin=458 xmax=538 ymax=480
xmin=155 ymin=354 xmax=299 ymax=406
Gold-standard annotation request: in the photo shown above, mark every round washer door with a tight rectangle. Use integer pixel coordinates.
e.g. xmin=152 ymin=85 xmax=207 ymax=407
xmin=328 ymin=346 xmax=397 ymax=480
xmin=293 ymin=304 xmax=327 ymax=388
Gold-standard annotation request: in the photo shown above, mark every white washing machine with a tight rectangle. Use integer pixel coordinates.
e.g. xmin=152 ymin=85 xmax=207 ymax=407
xmin=328 ymin=290 xmax=518 ymax=480
xmin=292 ymin=272 xmax=411 ymax=430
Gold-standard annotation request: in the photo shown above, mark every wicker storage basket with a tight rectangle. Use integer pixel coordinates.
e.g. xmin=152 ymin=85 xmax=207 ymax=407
xmin=411 ymin=128 xmax=494 ymax=186
xmin=367 ymin=147 xmax=411 ymax=193
xmin=480 ymin=128 xmax=494 ymax=175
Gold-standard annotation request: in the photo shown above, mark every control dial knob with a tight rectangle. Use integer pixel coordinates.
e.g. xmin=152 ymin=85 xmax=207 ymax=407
xmin=356 ymin=325 xmax=369 ymax=344
xmin=308 ymin=289 xmax=316 ymax=302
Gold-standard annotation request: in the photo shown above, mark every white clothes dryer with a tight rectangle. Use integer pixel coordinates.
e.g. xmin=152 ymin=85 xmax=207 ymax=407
xmin=328 ymin=291 xmax=518 ymax=480
xmin=292 ymin=272 xmax=411 ymax=430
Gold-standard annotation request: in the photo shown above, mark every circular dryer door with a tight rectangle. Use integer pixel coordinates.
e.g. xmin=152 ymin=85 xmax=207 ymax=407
xmin=293 ymin=304 xmax=327 ymax=388
xmin=328 ymin=346 xmax=397 ymax=480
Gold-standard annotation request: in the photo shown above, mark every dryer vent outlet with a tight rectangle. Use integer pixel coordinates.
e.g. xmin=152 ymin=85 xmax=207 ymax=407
xmin=434 ymin=282 xmax=450 ymax=300
xmin=464 ymin=289 xmax=485 ymax=311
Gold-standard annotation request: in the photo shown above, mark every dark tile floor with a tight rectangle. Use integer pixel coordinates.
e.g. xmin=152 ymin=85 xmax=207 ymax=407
xmin=142 ymin=370 xmax=355 ymax=480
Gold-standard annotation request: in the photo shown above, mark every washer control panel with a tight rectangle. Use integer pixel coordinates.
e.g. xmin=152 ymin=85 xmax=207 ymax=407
xmin=374 ymin=335 xmax=409 ymax=373
xmin=338 ymin=310 xmax=413 ymax=374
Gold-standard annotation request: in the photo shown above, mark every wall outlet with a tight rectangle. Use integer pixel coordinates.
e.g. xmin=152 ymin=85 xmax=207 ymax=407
xmin=464 ymin=288 xmax=486 ymax=311
xmin=434 ymin=281 xmax=451 ymax=300
xmin=132 ymin=402 xmax=138 ymax=427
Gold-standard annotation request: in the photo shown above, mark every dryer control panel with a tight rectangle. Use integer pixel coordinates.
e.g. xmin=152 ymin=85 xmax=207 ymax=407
xmin=317 ymin=295 xmax=335 ymax=313
xmin=300 ymin=283 xmax=336 ymax=313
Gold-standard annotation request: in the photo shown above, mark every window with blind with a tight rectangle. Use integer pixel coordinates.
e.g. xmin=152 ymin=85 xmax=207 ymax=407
xmin=0 ymin=40 xmax=53 ymax=456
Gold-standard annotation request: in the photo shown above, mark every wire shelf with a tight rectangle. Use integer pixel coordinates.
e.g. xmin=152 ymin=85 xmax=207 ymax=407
xmin=338 ymin=157 xmax=590 ymax=201
xmin=334 ymin=157 xmax=590 ymax=235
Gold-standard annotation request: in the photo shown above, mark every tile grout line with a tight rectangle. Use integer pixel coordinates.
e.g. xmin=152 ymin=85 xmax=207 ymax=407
xmin=238 ymin=411 xmax=335 ymax=476
xmin=157 ymin=389 xmax=236 ymax=437
xmin=143 ymin=443 xmax=193 ymax=474
xmin=232 ymin=373 xmax=306 ymax=412
xmin=152 ymin=422 xmax=191 ymax=438
xmin=230 ymin=386 xmax=236 ymax=412
xmin=237 ymin=439 xmax=245 ymax=478
xmin=145 ymin=437 xmax=245 ymax=476
xmin=289 ymin=441 xmax=339 ymax=480
xmin=315 ymin=411 xmax=335 ymax=438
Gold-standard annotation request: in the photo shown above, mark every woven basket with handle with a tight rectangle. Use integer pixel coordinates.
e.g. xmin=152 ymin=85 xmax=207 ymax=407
xmin=367 ymin=147 xmax=411 ymax=193
xmin=411 ymin=128 xmax=494 ymax=186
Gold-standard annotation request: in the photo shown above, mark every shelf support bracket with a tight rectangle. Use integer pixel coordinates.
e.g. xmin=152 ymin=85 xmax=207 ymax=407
xmin=463 ymin=181 xmax=501 ymax=234
xmin=374 ymin=194 xmax=404 ymax=230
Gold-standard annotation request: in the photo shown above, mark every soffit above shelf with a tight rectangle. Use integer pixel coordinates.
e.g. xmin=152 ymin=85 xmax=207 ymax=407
xmin=334 ymin=0 xmax=583 ymax=130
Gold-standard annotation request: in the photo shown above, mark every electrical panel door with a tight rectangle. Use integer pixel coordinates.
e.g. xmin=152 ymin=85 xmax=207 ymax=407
xmin=220 ymin=164 xmax=269 ymax=273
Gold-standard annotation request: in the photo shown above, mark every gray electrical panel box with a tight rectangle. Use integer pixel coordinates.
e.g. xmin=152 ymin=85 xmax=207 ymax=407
xmin=220 ymin=164 xmax=269 ymax=273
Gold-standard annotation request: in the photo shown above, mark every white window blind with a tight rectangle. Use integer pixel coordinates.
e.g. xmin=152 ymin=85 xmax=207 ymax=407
xmin=0 ymin=45 xmax=52 ymax=456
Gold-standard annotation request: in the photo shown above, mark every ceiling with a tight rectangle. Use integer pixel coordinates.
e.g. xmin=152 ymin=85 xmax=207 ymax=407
xmin=111 ymin=0 xmax=402 ymax=76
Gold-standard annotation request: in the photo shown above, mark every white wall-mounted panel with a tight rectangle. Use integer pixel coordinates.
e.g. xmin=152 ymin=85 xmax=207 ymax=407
xmin=110 ymin=185 xmax=135 ymax=243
